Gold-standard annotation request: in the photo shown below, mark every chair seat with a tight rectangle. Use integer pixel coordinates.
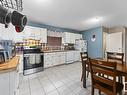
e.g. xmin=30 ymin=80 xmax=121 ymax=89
xmin=95 ymin=80 xmax=123 ymax=93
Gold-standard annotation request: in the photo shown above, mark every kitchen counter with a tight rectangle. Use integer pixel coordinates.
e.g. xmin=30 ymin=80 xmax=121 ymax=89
xmin=0 ymin=56 xmax=20 ymax=72
xmin=43 ymin=50 xmax=79 ymax=53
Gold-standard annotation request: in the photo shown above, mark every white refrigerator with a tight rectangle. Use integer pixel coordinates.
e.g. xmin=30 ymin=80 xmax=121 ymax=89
xmin=74 ymin=39 xmax=87 ymax=52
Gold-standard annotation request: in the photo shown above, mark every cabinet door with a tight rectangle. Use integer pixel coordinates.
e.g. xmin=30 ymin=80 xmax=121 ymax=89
xmin=65 ymin=32 xmax=70 ymax=43
xmin=31 ymin=27 xmax=41 ymax=40
xmin=23 ymin=26 xmax=33 ymax=38
xmin=61 ymin=52 xmax=65 ymax=63
xmin=18 ymin=55 xmax=23 ymax=74
xmin=70 ymin=33 xmax=75 ymax=43
xmin=44 ymin=53 xmax=53 ymax=68
xmin=40 ymin=28 xmax=47 ymax=43
xmin=0 ymin=73 xmax=10 ymax=95
xmin=10 ymin=70 xmax=19 ymax=95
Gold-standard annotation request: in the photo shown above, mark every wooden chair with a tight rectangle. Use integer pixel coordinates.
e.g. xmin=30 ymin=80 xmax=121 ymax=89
xmin=89 ymin=58 xmax=123 ymax=95
xmin=107 ymin=52 xmax=124 ymax=64
xmin=107 ymin=52 xmax=124 ymax=83
xmin=80 ymin=52 xmax=89 ymax=81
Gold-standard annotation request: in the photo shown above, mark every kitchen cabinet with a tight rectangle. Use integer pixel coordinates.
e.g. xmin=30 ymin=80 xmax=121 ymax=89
xmin=0 ymin=73 xmax=10 ymax=95
xmin=74 ymin=33 xmax=82 ymax=40
xmin=65 ymin=51 xmax=80 ymax=64
xmin=10 ymin=70 xmax=19 ymax=95
xmin=44 ymin=53 xmax=53 ymax=68
xmin=62 ymin=32 xmax=82 ymax=44
xmin=18 ymin=54 xmax=23 ymax=74
xmin=44 ymin=52 xmax=66 ymax=68
xmin=55 ymin=52 xmax=66 ymax=65
xmin=23 ymin=26 xmax=47 ymax=43
xmin=40 ymin=28 xmax=47 ymax=43
xmin=65 ymin=51 xmax=74 ymax=63
xmin=62 ymin=32 xmax=75 ymax=43
xmin=74 ymin=51 xmax=80 ymax=61
xmin=0 ymin=68 xmax=19 ymax=95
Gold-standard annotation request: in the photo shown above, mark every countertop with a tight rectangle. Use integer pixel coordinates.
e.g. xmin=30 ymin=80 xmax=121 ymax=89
xmin=0 ymin=56 xmax=20 ymax=72
xmin=42 ymin=50 xmax=79 ymax=53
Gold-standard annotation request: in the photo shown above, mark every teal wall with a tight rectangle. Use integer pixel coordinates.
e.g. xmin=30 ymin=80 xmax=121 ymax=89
xmin=82 ymin=27 xmax=103 ymax=58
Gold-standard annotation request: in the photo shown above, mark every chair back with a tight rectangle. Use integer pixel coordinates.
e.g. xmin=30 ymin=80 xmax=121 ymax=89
xmin=107 ymin=52 xmax=124 ymax=64
xmin=80 ymin=52 xmax=88 ymax=63
xmin=89 ymin=58 xmax=117 ymax=95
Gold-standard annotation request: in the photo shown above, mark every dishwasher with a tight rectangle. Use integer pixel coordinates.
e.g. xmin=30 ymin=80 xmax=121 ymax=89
xmin=23 ymin=48 xmax=44 ymax=75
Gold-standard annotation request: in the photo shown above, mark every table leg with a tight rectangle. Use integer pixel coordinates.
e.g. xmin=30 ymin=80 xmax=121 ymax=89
xmin=125 ymin=76 xmax=127 ymax=94
xmin=118 ymin=76 xmax=123 ymax=84
xmin=118 ymin=76 xmax=123 ymax=95
xmin=83 ymin=64 xmax=86 ymax=88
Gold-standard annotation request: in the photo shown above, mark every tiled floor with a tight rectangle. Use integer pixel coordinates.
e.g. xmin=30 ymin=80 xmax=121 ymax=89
xmin=19 ymin=62 xmax=99 ymax=95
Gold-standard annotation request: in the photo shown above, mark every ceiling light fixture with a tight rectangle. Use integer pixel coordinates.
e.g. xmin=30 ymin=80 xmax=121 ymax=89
xmin=84 ymin=17 xmax=103 ymax=25
xmin=37 ymin=0 xmax=52 ymax=4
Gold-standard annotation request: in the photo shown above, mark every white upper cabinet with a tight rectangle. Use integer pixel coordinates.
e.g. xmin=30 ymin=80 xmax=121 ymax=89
xmin=62 ymin=32 xmax=74 ymax=43
xmin=62 ymin=32 xmax=82 ymax=44
xmin=23 ymin=26 xmax=47 ymax=43
xmin=40 ymin=28 xmax=47 ymax=43
xmin=74 ymin=33 xmax=82 ymax=40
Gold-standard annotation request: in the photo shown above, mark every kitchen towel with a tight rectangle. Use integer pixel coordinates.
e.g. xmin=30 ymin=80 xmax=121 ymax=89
xmin=35 ymin=54 xmax=41 ymax=64
xmin=29 ymin=54 xmax=36 ymax=64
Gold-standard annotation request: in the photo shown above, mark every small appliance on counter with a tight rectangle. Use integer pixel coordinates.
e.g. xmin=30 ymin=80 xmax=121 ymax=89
xmin=0 ymin=40 xmax=15 ymax=62
xmin=0 ymin=51 xmax=5 ymax=63
xmin=63 ymin=43 xmax=75 ymax=50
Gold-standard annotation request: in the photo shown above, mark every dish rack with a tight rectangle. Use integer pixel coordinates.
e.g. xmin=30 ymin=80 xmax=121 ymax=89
xmin=0 ymin=0 xmax=23 ymax=11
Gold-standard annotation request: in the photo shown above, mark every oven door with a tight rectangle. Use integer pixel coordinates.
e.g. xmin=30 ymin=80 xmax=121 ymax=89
xmin=23 ymin=53 xmax=44 ymax=75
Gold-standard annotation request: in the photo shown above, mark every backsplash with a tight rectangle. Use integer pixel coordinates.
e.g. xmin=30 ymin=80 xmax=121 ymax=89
xmin=47 ymin=36 xmax=62 ymax=50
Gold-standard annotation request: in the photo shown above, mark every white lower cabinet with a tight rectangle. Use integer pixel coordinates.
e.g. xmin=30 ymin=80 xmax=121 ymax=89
xmin=0 ymin=68 xmax=19 ymax=95
xmin=18 ymin=54 xmax=23 ymax=74
xmin=0 ymin=73 xmax=10 ymax=95
xmin=44 ymin=51 xmax=80 ymax=68
xmin=65 ymin=51 xmax=80 ymax=64
xmin=44 ymin=52 xmax=66 ymax=68
xmin=44 ymin=53 xmax=53 ymax=68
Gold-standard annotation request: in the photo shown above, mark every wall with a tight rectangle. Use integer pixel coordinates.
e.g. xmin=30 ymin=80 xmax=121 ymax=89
xmin=27 ymin=21 xmax=80 ymax=33
xmin=82 ymin=27 xmax=103 ymax=58
xmin=125 ymin=28 xmax=127 ymax=64
xmin=0 ymin=21 xmax=80 ymax=42
xmin=0 ymin=23 xmax=15 ymax=40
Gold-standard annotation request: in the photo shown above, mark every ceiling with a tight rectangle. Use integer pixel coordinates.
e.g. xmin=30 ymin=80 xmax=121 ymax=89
xmin=22 ymin=0 xmax=127 ymax=31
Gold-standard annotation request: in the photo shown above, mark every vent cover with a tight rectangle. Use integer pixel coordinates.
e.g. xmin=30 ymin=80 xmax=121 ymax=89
xmin=0 ymin=0 xmax=23 ymax=11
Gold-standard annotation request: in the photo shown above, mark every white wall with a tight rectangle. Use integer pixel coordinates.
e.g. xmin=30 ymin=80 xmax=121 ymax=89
xmin=0 ymin=23 xmax=25 ymax=42
xmin=0 ymin=23 xmax=15 ymax=40
xmin=125 ymin=28 xmax=127 ymax=63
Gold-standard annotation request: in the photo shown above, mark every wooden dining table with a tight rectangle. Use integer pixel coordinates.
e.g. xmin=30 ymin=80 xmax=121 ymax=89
xmin=82 ymin=59 xmax=127 ymax=92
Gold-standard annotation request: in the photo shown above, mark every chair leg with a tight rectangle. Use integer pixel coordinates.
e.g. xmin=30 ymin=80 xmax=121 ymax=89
xmin=81 ymin=74 xmax=83 ymax=81
xmin=92 ymin=87 xmax=94 ymax=95
xmin=87 ymin=71 xmax=89 ymax=78
xmin=99 ymin=90 xmax=101 ymax=95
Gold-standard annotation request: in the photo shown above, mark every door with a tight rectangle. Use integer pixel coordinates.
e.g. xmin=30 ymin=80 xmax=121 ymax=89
xmin=103 ymin=32 xmax=107 ymax=58
xmin=125 ymin=31 xmax=127 ymax=63
xmin=106 ymin=32 xmax=123 ymax=53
